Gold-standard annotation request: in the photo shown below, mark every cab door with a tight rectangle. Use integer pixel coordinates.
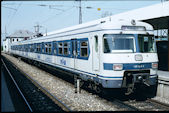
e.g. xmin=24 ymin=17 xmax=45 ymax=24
xmin=92 ymin=35 xmax=100 ymax=71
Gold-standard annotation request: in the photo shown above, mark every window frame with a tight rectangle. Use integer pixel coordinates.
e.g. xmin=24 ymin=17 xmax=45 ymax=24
xmin=58 ymin=42 xmax=63 ymax=55
xmin=53 ymin=41 xmax=57 ymax=55
xmin=103 ymin=34 xmax=136 ymax=53
xmin=80 ymin=40 xmax=88 ymax=57
xmin=63 ymin=42 xmax=69 ymax=56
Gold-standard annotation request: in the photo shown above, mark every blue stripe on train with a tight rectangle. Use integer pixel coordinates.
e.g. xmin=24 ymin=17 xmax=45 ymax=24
xmin=103 ymin=63 xmax=153 ymax=70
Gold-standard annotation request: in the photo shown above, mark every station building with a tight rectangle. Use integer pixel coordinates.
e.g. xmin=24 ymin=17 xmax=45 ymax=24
xmin=3 ymin=30 xmax=34 ymax=53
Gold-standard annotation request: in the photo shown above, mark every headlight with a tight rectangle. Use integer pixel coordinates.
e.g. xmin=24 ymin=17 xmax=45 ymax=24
xmin=113 ymin=64 xmax=123 ymax=71
xmin=152 ymin=63 xmax=158 ymax=69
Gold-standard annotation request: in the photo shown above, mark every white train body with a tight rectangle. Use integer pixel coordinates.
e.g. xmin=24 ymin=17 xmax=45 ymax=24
xmin=10 ymin=19 xmax=158 ymax=93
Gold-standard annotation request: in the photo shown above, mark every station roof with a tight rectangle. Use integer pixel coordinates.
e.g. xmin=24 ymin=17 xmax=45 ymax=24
xmin=109 ymin=1 xmax=169 ymax=30
xmin=6 ymin=30 xmax=34 ymax=38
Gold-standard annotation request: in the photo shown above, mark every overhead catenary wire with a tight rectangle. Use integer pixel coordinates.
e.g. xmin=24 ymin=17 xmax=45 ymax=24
xmin=2 ymin=1 xmax=134 ymax=36
xmin=7 ymin=2 xmax=22 ymax=32
xmin=2 ymin=6 xmax=17 ymax=11
xmin=26 ymin=6 xmax=75 ymax=35
xmin=2 ymin=3 xmax=131 ymax=11
xmin=40 ymin=6 xmax=75 ymax=24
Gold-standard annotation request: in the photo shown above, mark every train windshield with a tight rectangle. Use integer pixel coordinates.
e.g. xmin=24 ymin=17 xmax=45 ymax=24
xmin=138 ymin=35 xmax=156 ymax=53
xmin=104 ymin=34 xmax=135 ymax=53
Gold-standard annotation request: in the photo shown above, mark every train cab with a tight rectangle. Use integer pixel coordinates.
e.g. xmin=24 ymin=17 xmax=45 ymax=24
xmin=97 ymin=20 xmax=158 ymax=94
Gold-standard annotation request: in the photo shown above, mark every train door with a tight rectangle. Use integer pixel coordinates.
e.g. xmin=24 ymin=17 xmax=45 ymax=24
xmin=92 ymin=35 xmax=100 ymax=71
xmin=71 ymin=39 xmax=78 ymax=69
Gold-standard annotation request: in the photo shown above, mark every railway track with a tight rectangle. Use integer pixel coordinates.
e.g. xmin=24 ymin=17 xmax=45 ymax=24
xmin=106 ymin=96 xmax=169 ymax=111
xmin=95 ymin=87 xmax=169 ymax=111
xmin=1 ymin=57 xmax=71 ymax=112
xmin=120 ymin=97 xmax=169 ymax=111
xmin=111 ymin=98 xmax=140 ymax=111
xmin=3 ymin=54 xmax=169 ymax=111
xmin=146 ymin=99 xmax=169 ymax=110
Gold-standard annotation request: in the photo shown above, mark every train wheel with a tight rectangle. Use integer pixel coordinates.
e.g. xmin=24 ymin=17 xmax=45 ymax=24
xmin=95 ymin=85 xmax=102 ymax=94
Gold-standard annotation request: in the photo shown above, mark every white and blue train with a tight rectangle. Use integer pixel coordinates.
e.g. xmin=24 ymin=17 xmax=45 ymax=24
xmin=10 ymin=19 xmax=158 ymax=95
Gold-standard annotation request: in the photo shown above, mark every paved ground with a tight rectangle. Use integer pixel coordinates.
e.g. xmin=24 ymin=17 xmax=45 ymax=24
xmin=1 ymin=66 xmax=15 ymax=112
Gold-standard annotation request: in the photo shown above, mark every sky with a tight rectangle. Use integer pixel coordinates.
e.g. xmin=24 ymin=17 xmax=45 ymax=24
xmin=1 ymin=0 xmax=162 ymax=42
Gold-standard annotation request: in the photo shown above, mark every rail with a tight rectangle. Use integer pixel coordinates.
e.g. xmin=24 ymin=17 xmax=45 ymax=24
xmin=17 ymin=65 xmax=72 ymax=111
xmin=113 ymin=98 xmax=140 ymax=111
xmin=1 ymin=58 xmax=33 ymax=112
xmin=2 ymin=56 xmax=71 ymax=112
xmin=147 ymin=99 xmax=169 ymax=110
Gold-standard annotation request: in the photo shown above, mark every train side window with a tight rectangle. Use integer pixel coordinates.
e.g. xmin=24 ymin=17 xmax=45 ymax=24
xmin=58 ymin=42 xmax=63 ymax=55
xmin=104 ymin=38 xmax=110 ymax=53
xmin=24 ymin=45 xmax=25 ymax=51
xmin=30 ymin=44 xmax=34 ymax=52
xmin=95 ymin=35 xmax=98 ymax=52
xmin=45 ymin=44 xmax=48 ymax=53
xmin=25 ymin=45 xmax=28 ymax=52
xmin=36 ymin=44 xmax=40 ymax=53
xmin=80 ymin=41 xmax=88 ymax=57
xmin=53 ymin=42 xmax=57 ymax=54
xmin=49 ymin=43 xmax=52 ymax=54
xmin=23 ymin=45 xmax=25 ymax=51
xmin=42 ymin=43 xmax=44 ymax=53
xmin=32 ymin=45 xmax=34 ymax=52
xmin=64 ymin=42 xmax=68 ymax=55
xmin=39 ymin=44 xmax=41 ymax=53
xmin=40 ymin=43 xmax=42 ymax=53
xmin=28 ymin=45 xmax=30 ymax=52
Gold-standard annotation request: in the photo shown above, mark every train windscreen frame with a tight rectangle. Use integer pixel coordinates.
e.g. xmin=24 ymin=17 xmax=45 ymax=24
xmin=138 ymin=34 xmax=156 ymax=53
xmin=103 ymin=34 xmax=135 ymax=53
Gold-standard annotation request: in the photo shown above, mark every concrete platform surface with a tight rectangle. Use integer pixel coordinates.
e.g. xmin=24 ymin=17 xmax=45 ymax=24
xmin=157 ymin=70 xmax=169 ymax=81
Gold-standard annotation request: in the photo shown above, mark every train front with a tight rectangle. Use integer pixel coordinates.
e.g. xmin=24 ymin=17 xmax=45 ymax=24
xmin=100 ymin=20 xmax=158 ymax=95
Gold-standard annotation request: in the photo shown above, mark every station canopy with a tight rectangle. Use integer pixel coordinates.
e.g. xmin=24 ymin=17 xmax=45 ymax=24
xmin=109 ymin=1 xmax=169 ymax=30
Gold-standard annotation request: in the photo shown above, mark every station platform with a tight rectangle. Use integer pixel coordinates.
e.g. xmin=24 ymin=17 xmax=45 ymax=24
xmin=1 ymin=66 xmax=15 ymax=112
xmin=157 ymin=70 xmax=169 ymax=99
xmin=157 ymin=70 xmax=169 ymax=81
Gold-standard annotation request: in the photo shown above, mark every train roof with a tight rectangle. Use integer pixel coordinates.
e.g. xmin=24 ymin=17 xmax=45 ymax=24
xmin=12 ymin=19 xmax=153 ymax=45
xmin=46 ymin=18 xmax=153 ymax=36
